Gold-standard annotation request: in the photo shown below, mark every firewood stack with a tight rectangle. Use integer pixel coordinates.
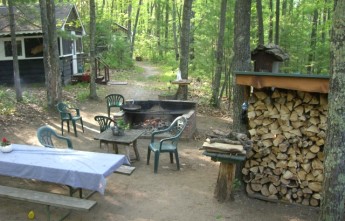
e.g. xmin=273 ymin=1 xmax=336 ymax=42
xmin=242 ymin=88 xmax=328 ymax=207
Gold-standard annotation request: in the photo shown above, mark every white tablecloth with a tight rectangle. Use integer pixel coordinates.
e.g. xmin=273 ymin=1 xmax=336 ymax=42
xmin=0 ymin=144 xmax=130 ymax=194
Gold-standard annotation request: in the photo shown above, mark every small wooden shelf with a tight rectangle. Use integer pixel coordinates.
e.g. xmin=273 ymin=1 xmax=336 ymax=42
xmin=171 ymin=79 xmax=192 ymax=85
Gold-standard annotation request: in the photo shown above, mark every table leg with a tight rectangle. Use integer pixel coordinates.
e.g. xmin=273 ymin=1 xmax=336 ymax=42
xmin=133 ymin=140 xmax=140 ymax=161
xmin=113 ymin=143 xmax=119 ymax=154
xmin=125 ymin=146 xmax=131 ymax=162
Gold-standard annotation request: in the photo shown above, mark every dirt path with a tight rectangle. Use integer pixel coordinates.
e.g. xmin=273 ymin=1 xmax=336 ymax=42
xmin=0 ymin=62 xmax=319 ymax=221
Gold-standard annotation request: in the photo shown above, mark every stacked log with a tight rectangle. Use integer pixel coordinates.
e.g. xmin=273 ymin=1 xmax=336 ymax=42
xmin=242 ymin=88 xmax=328 ymax=207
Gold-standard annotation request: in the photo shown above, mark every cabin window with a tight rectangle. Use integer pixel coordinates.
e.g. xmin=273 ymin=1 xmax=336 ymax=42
xmin=4 ymin=41 xmax=22 ymax=57
xmin=76 ymin=38 xmax=82 ymax=53
xmin=25 ymin=38 xmax=43 ymax=57
xmin=62 ymin=38 xmax=73 ymax=55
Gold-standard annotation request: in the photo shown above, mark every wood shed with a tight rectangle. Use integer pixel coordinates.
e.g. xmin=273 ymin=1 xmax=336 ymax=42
xmin=235 ymin=71 xmax=329 ymax=207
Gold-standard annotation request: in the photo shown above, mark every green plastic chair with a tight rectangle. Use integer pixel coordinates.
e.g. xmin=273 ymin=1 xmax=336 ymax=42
xmin=57 ymin=102 xmax=84 ymax=137
xmin=37 ymin=125 xmax=73 ymax=149
xmin=105 ymin=94 xmax=125 ymax=117
xmin=147 ymin=116 xmax=187 ymax=173
xmin=94 ymin=115 xmax=116 ymax=148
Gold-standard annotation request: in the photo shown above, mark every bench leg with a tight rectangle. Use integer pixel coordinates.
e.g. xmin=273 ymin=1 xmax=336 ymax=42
xmin=46 ymin=204 xmax=72 ymax=221
xmin=46 ymin=205 xmax=51 ymax=221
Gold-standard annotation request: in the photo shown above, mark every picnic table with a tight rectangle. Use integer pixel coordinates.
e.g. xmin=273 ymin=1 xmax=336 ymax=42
xmin=0 ymin=144 xmax=130 ymax=195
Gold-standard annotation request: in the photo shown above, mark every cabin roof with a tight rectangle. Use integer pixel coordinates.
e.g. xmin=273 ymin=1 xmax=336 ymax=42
xmin=0 ymin=3 xmax=85 ymax=36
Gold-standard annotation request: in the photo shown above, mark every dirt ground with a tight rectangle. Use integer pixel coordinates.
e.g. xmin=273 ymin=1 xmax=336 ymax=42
xmin=0 ymin=62 xmax=320 ymax=221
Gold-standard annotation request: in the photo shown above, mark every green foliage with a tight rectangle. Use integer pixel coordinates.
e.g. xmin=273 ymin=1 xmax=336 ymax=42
xmin=0 ymin=86 xmax=43 ymax=115
xmin=101 ymin=33 xmax=134 ymax=69
xmin=0 ymin=87 xmax=16 ymax=115
xmin=116 ymin=119 xmax=130 ymax=130
xmin=232 ymin=178 xmax=242 ymax=191
xmin=215 ymin=214 xmax=223 ymax=219
xmin=64 ymin=82 xmax=92 ymax=102
xmin=22 ymin=91 xmax=40 ymax=105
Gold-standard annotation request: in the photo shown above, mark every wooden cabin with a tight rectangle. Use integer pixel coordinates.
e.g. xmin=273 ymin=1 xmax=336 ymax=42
xmin=0 ymin=3 xmax=86 ymax=85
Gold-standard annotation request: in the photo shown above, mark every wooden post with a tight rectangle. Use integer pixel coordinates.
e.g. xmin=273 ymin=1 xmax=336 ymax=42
xmin=214 ymin=162 xmax=236 ymax=202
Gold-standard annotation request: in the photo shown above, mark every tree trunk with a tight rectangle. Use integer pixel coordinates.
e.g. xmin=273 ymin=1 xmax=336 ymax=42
xmin=155 ymin=0 xmax=163 ymax=58
xmin=177 ymin=0 xmax=193 ymax=100
xmin=40 ymin=0 xmax=62 ymax=109
xmin=8 ymin=1 xmax=22 ymax=102
xmin=319 ymin=1 xmax=345 ymax=220
xmin=307 ymin=9 xmax=318 ymax=74
xmin=127 ymin=0 xmax=132 ymax=43
xmin=275 ymin=0 xmax=280 ymax=45
xmin=89 ymin=0 xmax=98 ymax=99
xmin=232 ymin=0 xmax=251 ymax=134
xmin=269 ymin=0 xmax=273 ymax=43
xmin=172 ymin=0 xmax=179 ymax=60
xmin=39 ymin=0 xmax=50 ymax=92
xmin=130 ymin=0 xmax=143 ymax=59
xmin=164 ymin=0 xmax=169 ymax=55
xmin=214 ymin=162 xmax=236 ymax=202
xmin=211 ymin=0 xmax=227 ymax=108
xmin=2 ymin=0 xmax=6 ymax=6
xmin=256 ymin=0 xmax=264 ymax=45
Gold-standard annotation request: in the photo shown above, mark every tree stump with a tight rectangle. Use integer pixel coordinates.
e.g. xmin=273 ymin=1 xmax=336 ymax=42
xmin=214 ymin=162 xmax=236 ymax=202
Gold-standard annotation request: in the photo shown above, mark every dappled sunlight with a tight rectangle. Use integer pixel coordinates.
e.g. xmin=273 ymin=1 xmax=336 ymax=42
xmin=0 ymin=62 xmax=319 ymax=221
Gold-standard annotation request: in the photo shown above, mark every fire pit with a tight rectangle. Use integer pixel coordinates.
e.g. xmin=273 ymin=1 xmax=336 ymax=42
xmin=122 ymin=100 xmax=197 ymax=139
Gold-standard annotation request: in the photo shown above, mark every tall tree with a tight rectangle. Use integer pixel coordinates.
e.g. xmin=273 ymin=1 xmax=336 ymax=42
xmin=164 ymin=0 xmax=169 ymax=55
xmin=8 ymin=0 xmax=22 ymax=102
xmin=172 ymin=0 xmax=179 ymax=60
xmin=130 ymin=0 xmax=143 ymax=58
xmin=155 ymin=0 xmax=163 ymax=57
xmin=39 ymin=0 xmax=62 ymax=109
xmin=232 ymin=0 xmax=251 ymax=134
xmin=2 ymin=0 xmax=6 ymax=5
xmin=319 ymin=0 xmax=345 ymax=220
xmin=256 ymin=0 xmax=264 ymax=45
xmin=177 ymin=0 xmax=193 ymax=100
xmin=127 ymin=0 xmax=132 ymax=42
xmin=307 ymin=8 xmax=318 ymax=74
xmin=275 ymin=0 xmax=280 ymax=45
xmin=89 ymin=0 xmax=98 ymax=99
xmin=269 ymin=0 xmax=273 ymax=43
xmin=211 ymin=0 xmax=227 ymax=108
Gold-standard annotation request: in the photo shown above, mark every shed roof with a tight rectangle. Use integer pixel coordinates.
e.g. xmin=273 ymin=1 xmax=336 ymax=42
xmin=235 ymin=71 xmax=329 ymax=93
xmin=0 ymin=3 xmax=85 ymax=36
xmin=251 ymin=43 xmax=289 ymax=61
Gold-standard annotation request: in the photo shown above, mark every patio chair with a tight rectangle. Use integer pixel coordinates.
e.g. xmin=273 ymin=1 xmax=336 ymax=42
xmin=94 ymin=115 xmax=116 ymax=148
xmin=147 ymin=116 xmax=187 ymax=173
xmin=105 ymin=94 xmax=125 ymax=118
xmin=37 ymin=125 xmax=73 ymax=149
xmin=57 ymin=102 xmax=84 ymax=137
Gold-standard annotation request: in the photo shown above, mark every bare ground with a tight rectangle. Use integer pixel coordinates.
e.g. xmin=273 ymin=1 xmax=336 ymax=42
xmin=0 ymin=62 xmax=319 ymax=221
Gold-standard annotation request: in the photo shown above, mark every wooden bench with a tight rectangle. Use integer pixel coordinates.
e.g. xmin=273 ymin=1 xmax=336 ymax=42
xmin=0 ymin=185 xmax=97 ymax=221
